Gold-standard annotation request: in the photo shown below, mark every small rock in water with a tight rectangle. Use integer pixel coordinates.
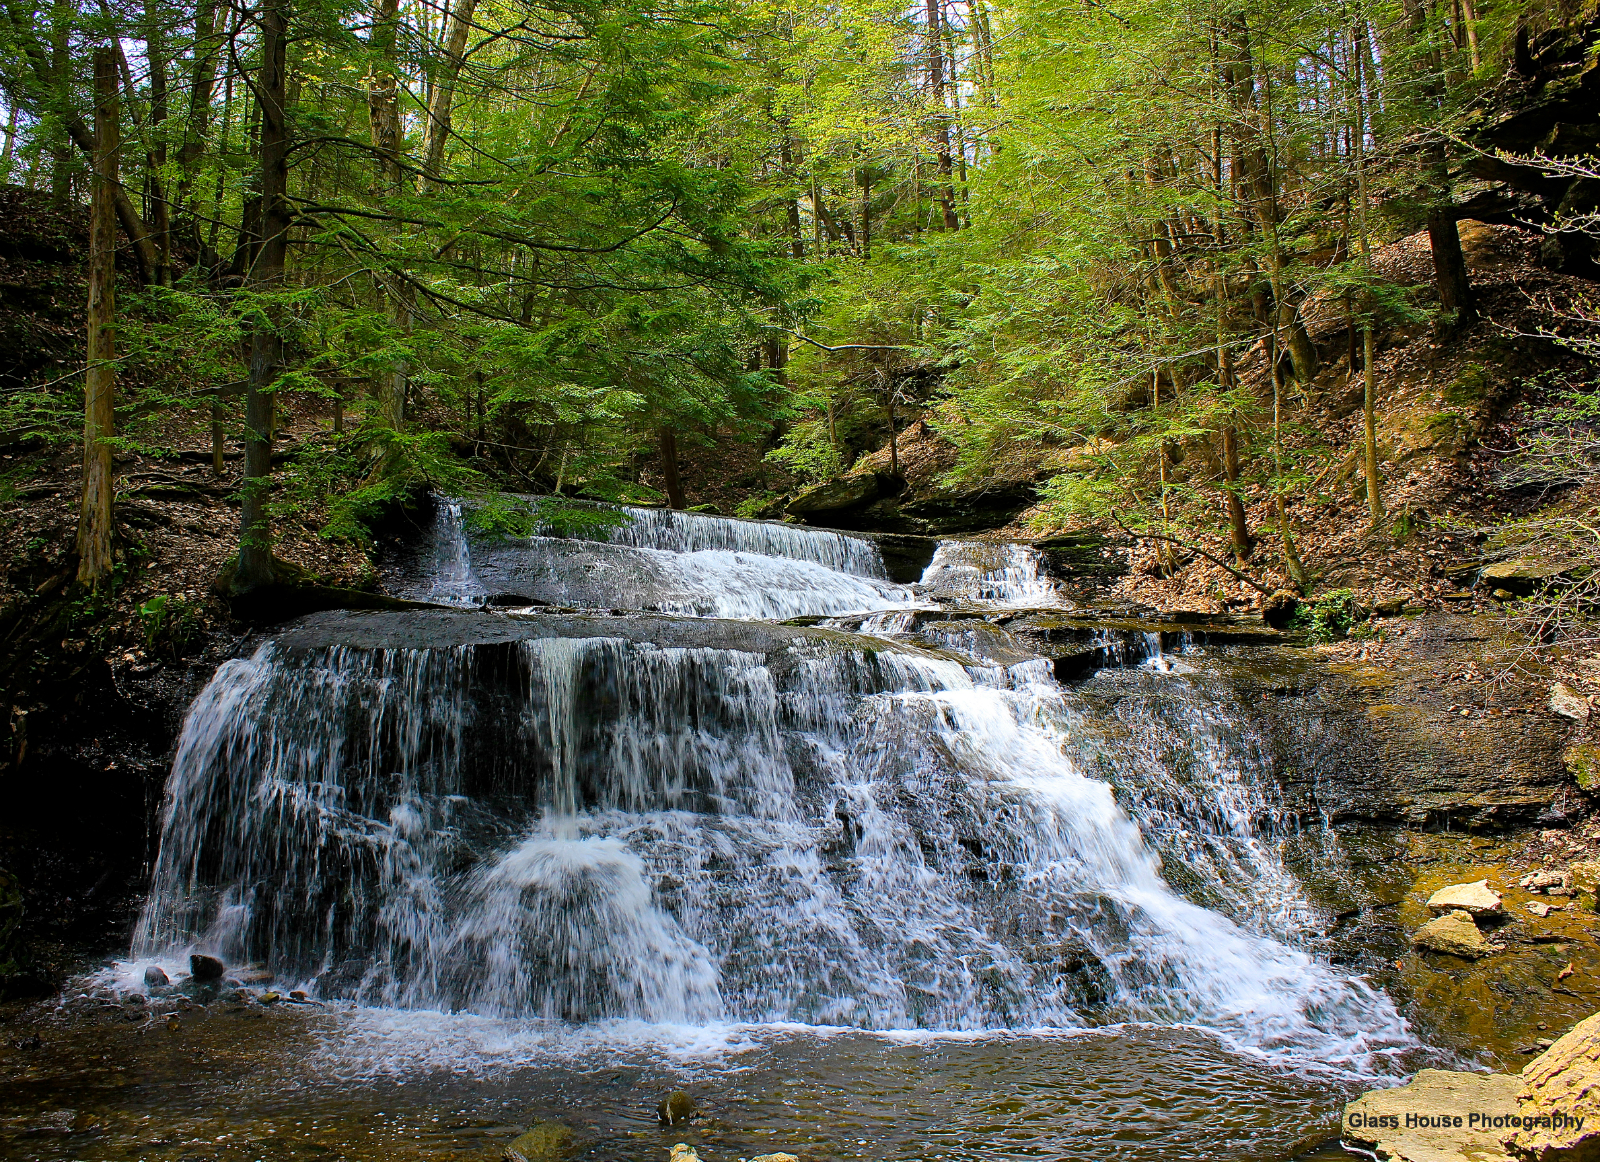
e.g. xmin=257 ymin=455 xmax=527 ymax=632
xmin=1527 ymin=901 xmax=1559 ymax=917
xmin=259 ymin=991 xmax=281 ymax=1004
xmin=1426 ymin=879 xmax=1503 ymax=916
xmin=1413 ymin=911 xmax=1498 ymax=959
xmin=234 ymin=965 xmax=275 ymax=985
xmin=143 ymin=965 xmax=169 ymax=987
xmin=749 ymin=1154 xmax=800 ymax=1162
xmin=289 ymin=990 xmax=307 ymax=1001
xmin=503 ymin=1122 xmax=572 ymax=1162
xmin=657 ymin=1091 xmax=697 ymax=1126
xmin=188 ymin=954 xmax=225 ymax=982
xmin=165 ymin=1014 xmax=181 ymax=1033
xmin=668 ymin=1145 xmax=701 ymax=1162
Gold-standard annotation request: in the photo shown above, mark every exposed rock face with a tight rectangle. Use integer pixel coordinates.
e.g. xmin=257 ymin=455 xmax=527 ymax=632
xmin=784 ymin=473 xmax=889 ymax=520
xmin=1569 ymin=746 xmax=1600 ymax=793
xmin=1415 ymin=910 xmax=1499 ymax=959
xmin=1343 ymin=1068 xmax=1521 ymax=1162
xmin=1506 ymin=1012 xmax=1600 ymax=1161
xmin=1481 ymin=560 xmax=1571 ymax=598
xmin=1428 ymin=880 xmax=1506 ymax=916
xmin=1320 ymin=615 xmax=1578 ymax=829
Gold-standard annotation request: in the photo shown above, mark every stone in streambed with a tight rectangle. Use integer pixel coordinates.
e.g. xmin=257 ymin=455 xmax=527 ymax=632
xmin=1343 ymin=1068 xmax=1520 ymax=1162
xmin=1550 ymin=683 xmax=1591 ymax=723
xmin=143 ymin=965 xmax=169 ymax=987
xmin=188 ymin=953 xmax=225 ymax=981
xmin=1414 ymin=910 xmax=1499 ymax=959
xmin=503 ymin=1122 xmax=571 ymax=1162
xmin=668 ymin=1145 xmax=701 ymax=1162
xmin=1427 ymin=879 xmax=1503 ymax=916
xmin=1504 ymin=1011 xmax=1600 ymax=1161
xmin=657 ymin=1091 xmax=696 ymax=1126
xmin=748 ymin=1154 xmax=800 ymax=1162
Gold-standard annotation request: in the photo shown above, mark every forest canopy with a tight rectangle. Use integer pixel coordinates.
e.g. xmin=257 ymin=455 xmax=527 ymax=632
xmin=0 ymin=0 xmax=1593 ymax=591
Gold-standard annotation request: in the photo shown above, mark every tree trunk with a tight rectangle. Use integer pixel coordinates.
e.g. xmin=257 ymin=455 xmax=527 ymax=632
xmin=1219 ymin=426 xmax=1253 ymax=564
xmin=367 ymin=0 xmax=403 ymax=188
xmin=1353 ymin=20 xmax=1385 ymax=527
xmin=1426 ymin=208 xmax=1474 ymax=329
xmin=780 ymin=134 xmax=804 ymax=258
xmin=418 ymin=0 xmax=480 ymax=190
xmin=235 ymin=0 xmax=290 ymax=593
xmin=657 ymin=426 xmax=686 ymax=509
xmin=926 ymin=0 xmax=958 ymax=231
xmin=144 ymin=0 xmax=171 ymax=285
xmin=859 ymin=174 xmax=872 ymax=259
xmin=77 ymin=47 xmax=118 ymax=589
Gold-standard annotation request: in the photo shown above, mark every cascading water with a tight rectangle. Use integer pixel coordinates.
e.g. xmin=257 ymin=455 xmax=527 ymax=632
xmin=133 ymin=491 xmax=1419 ymax=1082
xmin=392 ymin=499 xmax=913 ymax=619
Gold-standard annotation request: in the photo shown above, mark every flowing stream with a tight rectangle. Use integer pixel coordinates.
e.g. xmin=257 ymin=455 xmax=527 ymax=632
xmin=66 ymin=499 xmax=1428 ymax=1161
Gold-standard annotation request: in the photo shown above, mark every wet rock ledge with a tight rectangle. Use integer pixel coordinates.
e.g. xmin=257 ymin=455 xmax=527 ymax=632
xmin=1344 ymin=1011 xmax=1600 ymax=1162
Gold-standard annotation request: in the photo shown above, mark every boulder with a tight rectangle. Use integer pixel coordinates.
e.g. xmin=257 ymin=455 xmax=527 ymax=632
xmin=143 ymin=965 xmax=169 ymax=988
xmin=1343 ymin=1068 xmax=1520 ymax=1162
xmin=503 ymin=1122 xmax=572 ymax=1162
xmin=657 ymin=1090 xmax=696 ymax=1127
xmin=785 ymin=474 xmax=883 ymax=519
xmin=1528 ymin=902 xmax=1559 ymax=918
xmin=749 ymin=1155 xmax=800 ymax=1162
xmin=668 ymin=1146 xmax=701 ymax=1162
xmin=1505 ymin=1011 xmax=1600 ymax=1160
xmin=188 ymin=954 xmax=225 ymax=982
xmin=1550 ymin=684 xmax=1591 ymax=723
xmin=1414 ymin=910 xmax=1499 ymax=959
xmin=1480 ymin=560 xmax=1569 ymax=597
xmin=1428 ymin=879 xmax=1505 ymax=916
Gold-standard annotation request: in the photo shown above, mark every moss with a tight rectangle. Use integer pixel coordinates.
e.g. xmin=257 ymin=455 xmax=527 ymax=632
xmin=1443 ymin=362 xmax=1493 ymax=405
xmin=1566 ymin=743 xmax=1600 ymax=793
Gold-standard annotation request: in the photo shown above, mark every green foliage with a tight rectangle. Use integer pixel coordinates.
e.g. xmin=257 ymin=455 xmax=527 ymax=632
xmin=462 ymin=494 xmax=630 ymax=542
xmin=1290 ymin=590 xmax=1366 ymax=643
xmin=135 ymin=593 xmax=203 ymax=655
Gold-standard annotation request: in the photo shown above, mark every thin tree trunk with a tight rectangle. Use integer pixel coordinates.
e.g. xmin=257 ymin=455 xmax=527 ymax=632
xmin=658 ymin=426 xmax=686 ymax=509
xmin=78 ymin=47 xmax=118 ymax=588
xmin=235 ymin=0 xmax=290 ymax=593
xmin=1353 ymin=18 xmax=1384 ymax=528
xmin=859 ymin=174 xmax=872 ymax=259
xmin=926 ymin=0 xmax=958 ymax=231
xmin=367 ymin=0 xmax=409 ymax=433
xmin=418 ymin=0 xmax=480 ymax=190
xmin=780 ymin=134 xmax=804 ymax=258
xmin=0 ymin=100 xmax=18 ymax=181
xmin=144 ymin=0 xmax=171 ymax=284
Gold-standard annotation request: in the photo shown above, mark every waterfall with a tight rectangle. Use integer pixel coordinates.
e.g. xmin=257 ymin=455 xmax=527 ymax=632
xmin=596 ymin=505 xmax=887 ymax=578
xmin=919 ymin=541 xmax=1061 ymax=606
xmin=135 ymin=613 xmax=1411 ymax=1074
xmin=397 ymin=501 xmax=912 ymax=619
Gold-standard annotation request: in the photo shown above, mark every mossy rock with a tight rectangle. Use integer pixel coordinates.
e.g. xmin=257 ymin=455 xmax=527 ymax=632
xmin=503 ymin=1122 xmax=572 ymax=1162
xmin=1567 ymin=743 xmax=1600 ymax=793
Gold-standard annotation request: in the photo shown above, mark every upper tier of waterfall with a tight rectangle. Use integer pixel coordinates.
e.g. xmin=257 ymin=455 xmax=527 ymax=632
xmin=388 ymin=497 xmax=1070 ymax=617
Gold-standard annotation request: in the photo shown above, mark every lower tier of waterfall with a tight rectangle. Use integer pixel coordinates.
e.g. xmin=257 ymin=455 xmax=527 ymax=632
xmin=133 ymin=609 xmax=1412 ymax=1077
